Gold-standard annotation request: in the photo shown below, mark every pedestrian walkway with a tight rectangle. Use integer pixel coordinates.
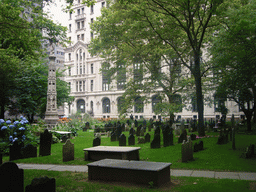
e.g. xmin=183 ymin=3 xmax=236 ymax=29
xmin=17 ymin=163 xmax=256 ymax=181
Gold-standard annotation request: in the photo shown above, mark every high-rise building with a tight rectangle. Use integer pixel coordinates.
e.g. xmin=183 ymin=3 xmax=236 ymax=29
xmin=64 ymin=0 xmax=244 ymax=121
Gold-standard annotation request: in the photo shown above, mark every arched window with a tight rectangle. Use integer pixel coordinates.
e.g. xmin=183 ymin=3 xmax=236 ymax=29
xmin=152 ymin=95 xmax=161 ymax=113
xmin=77 ymin=99 xmax=85 ymax=113
xmin=102 ymin=98 xmax=110 ymax=113
xmin=134 ymin=96 xmax=144 ymax=113
xmin=117 ymin=97 xmax=125 ymax=113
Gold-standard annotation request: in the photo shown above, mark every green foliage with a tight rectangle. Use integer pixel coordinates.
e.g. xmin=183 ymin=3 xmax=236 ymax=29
xmin=0 ymin=0 xmax=68 ymax=119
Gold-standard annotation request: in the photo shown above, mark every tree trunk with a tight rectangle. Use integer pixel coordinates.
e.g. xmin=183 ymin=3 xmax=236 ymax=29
xmin=194 ymin=52 xmax=205 ymax=137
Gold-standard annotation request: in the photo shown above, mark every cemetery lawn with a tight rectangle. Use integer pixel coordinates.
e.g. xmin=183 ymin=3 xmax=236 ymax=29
xmin=3 ymin=129 xmax=256 ymax=172
xmin=24 ymin=169 xmax=254 ymax=192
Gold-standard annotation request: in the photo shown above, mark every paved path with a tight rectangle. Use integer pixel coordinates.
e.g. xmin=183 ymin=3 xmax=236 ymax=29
xmin=17 ymin=163 xmax=256 ymax=181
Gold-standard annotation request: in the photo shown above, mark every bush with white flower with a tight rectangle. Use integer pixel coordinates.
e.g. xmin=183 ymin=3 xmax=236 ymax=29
xmin=0 ymin=116 xmax=38 ymax=155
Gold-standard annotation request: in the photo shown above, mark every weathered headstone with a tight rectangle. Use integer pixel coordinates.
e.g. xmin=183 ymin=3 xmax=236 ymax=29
xmin=9 ymin=140 xmax=23 ymax=161
xmin=134 ymin=119 xmax=138 ymax=127
xmin=194 ymin=140 xmax=204 ymax=152
xmin=128 ymin=134 xmax=135 ymax=146
xmin=154 ymin=126 xmax=160 ymax=135
xmin=39 ymin=129 xmax=52 ymax=156
xmin=181 ymin=137 xmax=193 ymax=162
xmin=140 ymin=128 xmax=144 ymax=136
xmin=245 ymin=144 xmax=255 ymax=158
xmin=145 ymin=133 xmax=150 ymax=143
xmin=169 ymin=130 xmax=174 ymax=145
xmin=0 ymin=162 xmax=24 ymax=192
xmin=136 ymin=126 xmax=140 ymax=136
xmin=232 ymin=128 xmax=236 ymax=150
xmin=163 ymin=128 xmax=170 ymax=147
xmin=63 ymin=139 xmax=74 ymax=162
xmin=178 ymin=129 xmax=187 ymax=143
xmin=111 ymin=132 xmax=116 ymax=142
xmin=190 ymin=134 xmax=197 ymax=141
xmin=151 ymin=134 xmax=160 ymax=148
xmin=93 ymin=137 xmax=101 ymax=147
xmin=129 ymin=128 xmax=135 ymax=135
xmin=119 ymin=134 xmax=126 ymax=146
xmin=25 ymin=176 xmax=56 ymax=192
xmin=23 ymin=144 xmax=37 ymax=159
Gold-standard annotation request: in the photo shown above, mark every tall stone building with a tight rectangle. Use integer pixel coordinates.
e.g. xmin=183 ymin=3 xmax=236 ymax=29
xmin=64 ymin=0 xmax=244 ymax=121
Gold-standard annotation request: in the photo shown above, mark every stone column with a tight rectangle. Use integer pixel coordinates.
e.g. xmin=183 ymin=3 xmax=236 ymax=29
xmin=44 ymin=52 xmax=59 ymax=128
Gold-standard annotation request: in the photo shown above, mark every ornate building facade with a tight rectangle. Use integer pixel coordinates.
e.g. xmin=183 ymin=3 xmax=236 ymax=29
xmin=64 ymin=0 xmax=244 ymax=120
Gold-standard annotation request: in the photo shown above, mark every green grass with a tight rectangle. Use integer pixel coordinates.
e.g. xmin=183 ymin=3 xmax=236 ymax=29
xmin=3 ymin=129 xmax=256 ymax=172
xmin=23 ymin=169 xmax=253 ymax=192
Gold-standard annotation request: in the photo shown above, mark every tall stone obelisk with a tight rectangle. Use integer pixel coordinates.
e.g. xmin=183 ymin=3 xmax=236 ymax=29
xmin=44 ymin=43 xmax=59 ymax=128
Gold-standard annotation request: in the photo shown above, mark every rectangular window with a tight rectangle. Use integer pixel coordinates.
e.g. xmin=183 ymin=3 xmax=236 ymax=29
xmin=68 ymin=53 xmax=71 ymax=61
xmin=79 ymin=81 xmax=82 ymax=91
xmin=91 ymin=5 xmax=94 ymax=14
xmin=78 ymin=0 xmax=80 ymax=3
xmin=69 ymin=12 xmax=72 ymax=20
xmin=91 ymin=18 xmax=94 ymax=23
xmin=77 ymin=35 xmax=80 ymax=41
xmin=81 ymin=21 xmax=84 ymax=28
xmin=81 ymin=34 xmax=84 ymax=41
xmin=77 ymin=22 xmax=80 ymax=29
xmin=91 ymin=32 xmax=93 ymax=39
xmin=91 ymin=80 xmax=93 ymax=91
xmin=69 ymin=24 xmax=71 ymax=32
xmin=76 ymin=64 xmax=78 ymax=74
xmin=76 ymin=81 xmax=78 ymax=92
xmin=68 ymin=82 xmax=71 ymax=91
xmin=83 ymin=80 xmax=85 ymax=91
xmin=83 ymin=64 xmax=85 ymax=74
xmin=80 ymin=64 xmax=82 ymax=74
xmin=68 ymin=37 xmax=71 ymax=45
xmin=68 ymin=68 xmax=71 ymax=76
xmin=81 ymin=7 xmax=84 ymax=14
xmin=77 ymin=9 xmax=80 ymax=15
xmin=91 ymin=63 xmax=94 ymax=74
xmin=102 ymin=2 xmax=105 ymax=8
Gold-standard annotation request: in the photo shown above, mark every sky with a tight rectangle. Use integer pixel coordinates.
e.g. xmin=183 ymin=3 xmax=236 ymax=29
xmin=43 ymin=0 xmax=69 ymax=27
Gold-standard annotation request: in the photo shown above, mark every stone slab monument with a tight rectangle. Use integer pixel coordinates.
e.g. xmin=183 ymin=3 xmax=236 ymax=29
xmin=44 ymin=42 xmax=59 ymax=129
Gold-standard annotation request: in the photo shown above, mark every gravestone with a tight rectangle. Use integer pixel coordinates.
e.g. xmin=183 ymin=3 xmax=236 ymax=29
xmin=115 ymin=125 xmax=122 ymax=139
xmin=136 ymin=126 xmax=140 ymax=136
xmin=140 ymin=128 xmax=144 ymax=136
xmin=111 ymin=132 xmax=116 ymax=142
xmin=63 ymin=139 xmax=74 ymax=162
xmin=9 ymin=140 xmax=23 ymax=161
xmin=85 ymin=122 xmax=90 ymax=129
xmin=129 ymin=128 xmax=135 ymax=135
xmin=169 ymin=130 xmax=174 ymax=145
xmin=134 ymin=119 xmax=138 ymax=127
xmin=163 ymin=128 xmax=170 ymax=147
xmin=194 ymin=140 xmax=204 ymax=152
xmin=150 ymin=134 xmax=160 ymax=148
xmin=154 ymin=126 xmax=160 ymax=135
xmin=128 ymin=134 xmax=135 ymax=146
xmin=143 ymin=119 xmax=147 ymax=130
xmin=232 ymin=128 xmax=236 ymax=150
xmin=39 ymin=129 xmax=52 ymax=156
xmin=245 ymin=144 xmax=254 ymax=158
xmin=181 ymin=137 xmax=193 ymax=162
xmin=93 ymin=137 xmax=101 ymax=147
xmin=138 ymin=137 xmax=145 ymax=144
xmin=25 ymin=176 xmax=56 ymax=192
xmin=145 ymin=133 xmax=150 ymax=143
xmin=178 ymin=129 xmax=187 ymax=143
xmin=23 ymin=144 xmax=37 ymax=159
xmin=0 ymin=153 xmax=2 ymax=165
xmin=119 ymin=134 xmax=126 ymax=146
xmin=0 ymin=162 xmax=24 ymax=192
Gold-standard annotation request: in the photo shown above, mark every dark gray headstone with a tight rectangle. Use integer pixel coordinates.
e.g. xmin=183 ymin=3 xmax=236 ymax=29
xmin=163 ymin=129 xmax=170 ymax=147
xmin=154 ymin=126 xmax=160 ymax=135
xmin=63 ymin=139 xmax=74 ymax=162
xmin=169 ymin=130 xmax=174 ymax=145
xmin=151 ymin=134 xmax=160 ymax=148
xmin=178 ymin=130 xmax=187 ymax=143
xmin=93 ymin=137 xmax=101 ymax=147
xmin=145 ymin=133 xmax=150 ymax=143
xmin=119 ymin=134 xmax=126 ymax=146
xmin=39 ymin=129 xmax=52 ymax=156
xmin=134 ymin=119 xmax=138 ymax=127
xmin=9 ymin=140 xmax=23 ymax=161
xmin=129 ymin=128 xmax=135 ymax=135
xmin=0 ymin=162 xmax=24 ymax=192
xmin=111 ymin=132 xmax=116 ymax=142
xmin=128 ymin=134 xmax=135 ymax=146
xmin=25 ymin=176 xmax=56 ymax=192
xmin=190 ymin=134 xmax=197 ymax=140
xmin=23 ymin=144 xmax=37 ymax=159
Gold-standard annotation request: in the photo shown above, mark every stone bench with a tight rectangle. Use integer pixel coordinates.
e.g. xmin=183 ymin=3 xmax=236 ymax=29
xmin=83 ymin=146 xmax=140 ymax=161
xmin=87 ymin=159 xmax=172 ymax=187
